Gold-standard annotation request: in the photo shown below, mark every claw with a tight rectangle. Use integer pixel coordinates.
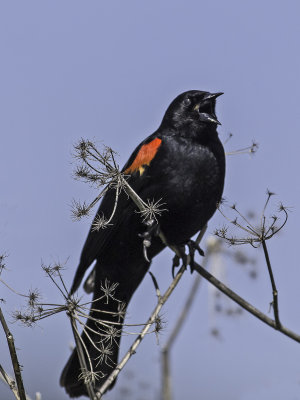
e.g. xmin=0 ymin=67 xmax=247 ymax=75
xmin=187 ymin=240 xmax=205 ymax=257
xmin=172 ymin=255 xmax=180 ymax=278
xmin=171 ymin=245 xmax=188 ymax=277
xmin=187 ymin=242 xmax=195 ymax=273
xmin=143 ymin=239 xmax=151 ymax=262
xmin=171 ymin=240 xmax=205 ymax=276
xmin=139 ymin=220 xmax=160 ymax=262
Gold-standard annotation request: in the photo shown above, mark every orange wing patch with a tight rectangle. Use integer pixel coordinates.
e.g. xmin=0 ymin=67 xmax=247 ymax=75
xmin=124 ymin=138 xmax=162 ymax=175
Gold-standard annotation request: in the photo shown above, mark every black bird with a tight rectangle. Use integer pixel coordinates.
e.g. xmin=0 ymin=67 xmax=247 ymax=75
xmin=60 ymin=90 xmax=225 ymax=397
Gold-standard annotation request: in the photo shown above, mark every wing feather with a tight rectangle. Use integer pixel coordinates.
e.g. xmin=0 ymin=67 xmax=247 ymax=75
xmin=70 ymin=134 xmax=163 ymax=294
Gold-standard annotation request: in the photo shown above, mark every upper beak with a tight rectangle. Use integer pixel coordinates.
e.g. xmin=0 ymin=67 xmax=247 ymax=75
xmin=203 ymin=92 xmax=224 ymax=101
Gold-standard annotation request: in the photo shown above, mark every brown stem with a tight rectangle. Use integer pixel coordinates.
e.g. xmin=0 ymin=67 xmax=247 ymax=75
xmin=161 ymin=348 xmax=172 ymax=400
xmin=0 ymin=364 xmax=20 ymax=400
xmin=97 ymin=264 xmax=187 ymax=397
xmin=0 ymin=308 xmax=27 ymax=400
xmin=69 ymin=313 xmax=96 ymax=400
xmin=262 ymin=239 xmax=281 ymax=328
xmin=192 ymin=263 xmax=300 ymax=343
xmin=161 ymin=274 xmax=201 ymax=400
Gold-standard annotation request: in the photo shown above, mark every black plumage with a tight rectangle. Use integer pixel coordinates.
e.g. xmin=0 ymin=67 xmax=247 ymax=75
xmin=60 ymin=90 xmax=225 ymax=397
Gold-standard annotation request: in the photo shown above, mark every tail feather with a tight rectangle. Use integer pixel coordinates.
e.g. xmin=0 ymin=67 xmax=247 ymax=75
xmin=60 ymin=293 xmax=126 ymax=397
xmin=60 ymin=258 xmax=149 ymax=397
xmin=60 ymin=233 xmax=165 ymax=397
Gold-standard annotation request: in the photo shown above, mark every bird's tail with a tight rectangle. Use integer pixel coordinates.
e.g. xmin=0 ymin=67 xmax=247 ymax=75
xmin=60 ymin=257 xmax=151 ymax=398
xmin=60 ymin=271 xmax=129 ymax=397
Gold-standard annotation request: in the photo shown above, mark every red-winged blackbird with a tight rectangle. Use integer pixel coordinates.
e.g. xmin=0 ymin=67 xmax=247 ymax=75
xmin=60 ymin=90 xmax=225 ymax=397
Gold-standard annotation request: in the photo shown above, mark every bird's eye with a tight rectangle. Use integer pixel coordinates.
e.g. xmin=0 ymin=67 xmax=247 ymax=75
xmin=183 ymin=97 xmax=191 ymax=107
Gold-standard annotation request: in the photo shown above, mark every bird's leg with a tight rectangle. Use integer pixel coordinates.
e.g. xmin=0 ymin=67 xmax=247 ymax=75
xmin=139 ymin=218 xmax=160 ymax=262
xmin=186 ymin=240 xmax=205 ymax=273
xmin=187 ymin=239 xmax=205 ymax=257
xmin=172 ymin=245 xmax=188 ymax=278
xmin=172 ymin=254 xmax=180 ymax=278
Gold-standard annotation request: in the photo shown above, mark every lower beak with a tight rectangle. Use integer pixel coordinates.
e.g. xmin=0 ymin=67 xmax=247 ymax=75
xmin=198 ymin=112 xmax=221 ymax=125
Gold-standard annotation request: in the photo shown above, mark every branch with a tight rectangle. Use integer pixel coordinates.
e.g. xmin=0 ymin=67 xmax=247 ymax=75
xmin=0 ymin=308 xmax=27 ymax=400
xmin=161 ymin=273 xmax=202 ymax=400
xmin=97 ymin=263 xmax=187 ymax=397
xmin=262 ymin=239 xmax=280 ymax=328
xmin=161 ymin=235 xmax=218 ymax=400
xmin=192 ymin=263 xmax=300 ymax=343
xmin=69 ymin=313 xmax=96 ymax=400
xmin=0 ymin=367 xmax=38 ymax=400
xmin=0 ymin=364 xmax=20 ymax=400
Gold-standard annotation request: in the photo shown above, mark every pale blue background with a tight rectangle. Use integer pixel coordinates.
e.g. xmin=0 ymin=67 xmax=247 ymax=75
xmin=1 ymin=1 xmax=300 ymax=399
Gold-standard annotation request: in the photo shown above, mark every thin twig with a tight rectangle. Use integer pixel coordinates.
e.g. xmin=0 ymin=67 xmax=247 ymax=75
xmin=0 ymin=308 xmax=27 ymax=400
xmin=160 ymin=232 xmax=211 ymax=400
xmin=161 ymin=272 xmax=202 ymax=400
xmin=192 ymin=263 xmax=300 ymax=343
xmin=0 ymin=364 xmax=37 ymax=400
xmin=97 ymin=264 xmax=187 ymax=397
xmin=0 ymin=364 xmax=20 ymax=400
xmin=148 ymin=271 xmax=161 ymax=300
xmin=163 ymin=272 xmax=202 ymax=353
xmin=69 ymin=313 xmax=96 ymax=400
xmin=262 ymin=240 xmax=281 ymax=328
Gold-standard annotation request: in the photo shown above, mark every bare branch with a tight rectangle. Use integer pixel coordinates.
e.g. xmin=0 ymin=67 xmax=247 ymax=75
xmin=225 ymin=140 xmax=258 ymax=156
xmin=0 ymin=308 xmax=27 ymax=400
xmin=97 ymin=263 xmax=187 ymax=397
xmin=262 ymin=240 xmax=280 ymax=328
xmin=0 ymin=365 xmax=20 ymax=400
xmin=192 ymin=263 xmax=300 ymax=343
xmin=69 ymin=313 xmax=96 ymax=400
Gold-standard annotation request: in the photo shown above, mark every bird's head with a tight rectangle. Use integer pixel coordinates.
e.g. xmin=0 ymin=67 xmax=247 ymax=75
xmin=161 ymin=90 xmax=223 ymax=134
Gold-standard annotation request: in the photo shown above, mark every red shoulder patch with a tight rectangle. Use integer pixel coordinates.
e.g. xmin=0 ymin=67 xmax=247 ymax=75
xmin=124 ymin=138 xmax=162 ymax=175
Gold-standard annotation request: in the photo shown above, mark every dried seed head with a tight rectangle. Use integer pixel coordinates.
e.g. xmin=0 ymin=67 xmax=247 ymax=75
xmin=0 ymin=253 xmax=8 ymax=275
xmin=28 ymin=288 xmax=41 ymax=308
xmin=92 ymin=214 xmax=112 ymax=231
xmin=71 ymin=199 xmax=90 ymax=220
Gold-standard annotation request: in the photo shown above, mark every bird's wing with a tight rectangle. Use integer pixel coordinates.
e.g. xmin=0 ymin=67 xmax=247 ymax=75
xmin=69 ymin=134 xmax=163 ymax=294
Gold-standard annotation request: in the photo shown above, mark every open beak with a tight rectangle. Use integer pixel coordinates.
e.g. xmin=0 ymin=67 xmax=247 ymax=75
xmin=198 ymin=92 xmax=223 ymax=125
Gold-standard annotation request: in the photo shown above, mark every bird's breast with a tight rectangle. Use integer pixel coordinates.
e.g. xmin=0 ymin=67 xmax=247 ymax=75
xmin=145 ymin=136 xmax=225 ymax=244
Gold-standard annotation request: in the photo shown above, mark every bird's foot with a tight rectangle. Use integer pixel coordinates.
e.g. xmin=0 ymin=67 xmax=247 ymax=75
xmin=172 ymin=245 xmax=188 ymax=278
xmin=171 ymin=240 xmax=204 ymax=277
xmin=139 ymin=219 xmax=160 ymax=262
xmin=187 ymin=240 xmax=205 ymax=257
xmin=186 ymin=240 xmax=205 ymax=273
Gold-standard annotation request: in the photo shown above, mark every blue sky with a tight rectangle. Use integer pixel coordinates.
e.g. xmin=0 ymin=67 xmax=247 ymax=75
xmin=1 ymin=1 xmax=300 ymax=399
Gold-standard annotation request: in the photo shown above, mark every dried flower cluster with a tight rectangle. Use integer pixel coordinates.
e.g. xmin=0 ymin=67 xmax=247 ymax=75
xmin=6 ymin=258 xmax=165 ymax=393
xmin=71 ymin=139 xmax=167 ymax=233
xmin=0 ymin=253 xmax=7 ymax=276
xmin=215 ymin=190 xmax=289 ymax=247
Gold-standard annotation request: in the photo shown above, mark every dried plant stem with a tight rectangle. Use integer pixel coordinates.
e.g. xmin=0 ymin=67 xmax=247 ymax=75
xmin=0 ymin=308 xmax=27 ymax=400
xmin=161 ymin=232 xmax=212 ymax=400
xmin=161 ymin=273 xmax=202 ymax=400
xmin=69 ymin=313 xmax=96 ymax=400
xmin=164 ymin=272 xmax=203 ymax=351
xmin=161 ymin=349 xmax=171 ymax=400
xmin=122 ymin=178 xmax=147 ymax=211
xmin=161 ymin=270 xmax=204 ymax=400
xmin=0 ymin=369 xmax=39 ymax=400
xmin=0 ymin=364 xmax=20 ymax=400
xmin=261 ymin=239 xmax=281 ymax=328
xmin=97 ymin=263 xmax=187 ymax=398
xmin=192 ymin=263 xmax=300 ymax=343
xmin=0 ymin=367 xmax=38 ymax=400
